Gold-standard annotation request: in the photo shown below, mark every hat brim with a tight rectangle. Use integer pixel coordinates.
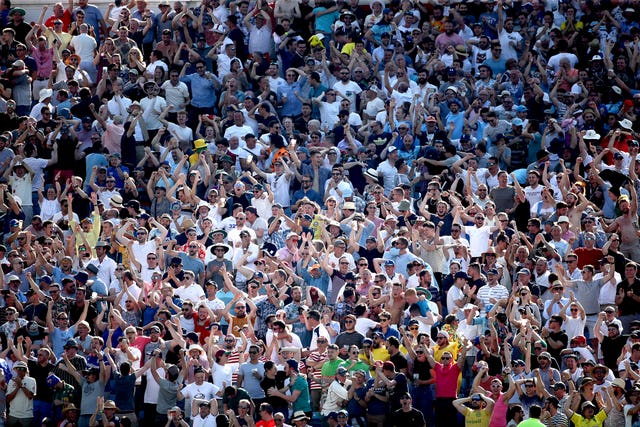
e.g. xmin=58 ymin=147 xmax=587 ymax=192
xmin=209 ymin=244 xmax=230 ymax=254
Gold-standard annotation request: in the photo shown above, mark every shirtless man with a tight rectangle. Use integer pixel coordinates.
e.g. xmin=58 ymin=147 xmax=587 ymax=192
xmin=564 ymin=189 xmax=597 ymax=234
xmin=388 ymin=282 xmax=407 ymax=325
xmin=604 ymin=153 xmax=640 ymax=260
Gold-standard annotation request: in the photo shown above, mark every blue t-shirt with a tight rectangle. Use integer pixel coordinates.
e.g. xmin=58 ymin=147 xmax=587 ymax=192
xmin=313 ymin=8 xmax=339 ymax=33
xmin=51 ymin=326 xmax=76 ymax=357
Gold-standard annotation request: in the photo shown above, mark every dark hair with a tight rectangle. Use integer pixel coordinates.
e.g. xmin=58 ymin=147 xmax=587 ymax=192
xmin=272 ymin=320 xmax=286 ymax=330
xmin=387 ymin=336 xmax=400 ymax=348
xmin=529 ymin=405 xmax=542 ymax=419
xmin=507 ymin=405 xmax=523 ymax=422
xmin=306 ymin=310 xmax=321 ymax=322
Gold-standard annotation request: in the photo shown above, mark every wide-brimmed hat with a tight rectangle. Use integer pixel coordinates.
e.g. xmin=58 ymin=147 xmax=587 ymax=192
xmin=62 ymin=404 xmax=79 ymax=414
xmin=209 ymin=243 xmax=230 ymax=255
xmin=291 ymin=411 xmax=310 ymax=422
xmin=109 ymin=195 xmax=123 ymax=208
xmin=210 ymin=228 xmax=228 ymax=239
xmin=364 ymin=168 xmax=379 ymax=182
xmin=39 ymin=88 xmax=53 ymax=103
xmin=9 ymin=8 xmax=25 ymax=16
xmin=103 ymin=400 xmax=119 ymax=411
xmin=620 ymin=118 xmax=634 ymax=130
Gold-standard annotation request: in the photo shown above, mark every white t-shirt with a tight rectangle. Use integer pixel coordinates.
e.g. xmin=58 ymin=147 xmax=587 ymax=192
xmin=524 ymin=185 xmax=543 ymax=207
xmin=193 ymin=413 xmax=217 ymax=427
xmin=354 ymin=317 xmax=377 ymax=337
xmin=175 ymin=285 xmax=206 ymax=304
xmin=498 ymin=29 xmax=522 ymax=61
xmin=70 ymin=33 xmax=97 ymax=62
xmin=224 ymin=124 xmax=254 ymax=141
xmin=447 ymin=285 xmax=465 ymax=320
xmin=7 ymin=376 xmax=36 ymax=418
xmin=211 ymin=362 xmax=233 ymax=390
xmin=167 ymin=122 xmax=193 ymax=145
xmin=107 ymin=95 xmax=132 ymax=118
xmin=132 ymin=240 xmax=157 ymax=270
xmin=265 ymin=172 xmax=292 ymax=208
xmin=332 ymin=81 xmax=362 ymax=112
xmin=144 ymin=367 xmax=164 ymax=404
xmin=463 ymin=225 xmax=492 ymax=257
xmin=564 ymin=316 xmax=586 ymax=340
xmin=182 ymin=381 xmax=219 ymax=401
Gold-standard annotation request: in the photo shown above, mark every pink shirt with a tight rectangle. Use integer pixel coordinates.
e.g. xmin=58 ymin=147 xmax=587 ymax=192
xmin=489 ymin=392 xmax=508 ymax=427
xmin=434 ymin=362 xmax=461 ymax=398
xmin=32 ymin=47 xmax=54 ymax=79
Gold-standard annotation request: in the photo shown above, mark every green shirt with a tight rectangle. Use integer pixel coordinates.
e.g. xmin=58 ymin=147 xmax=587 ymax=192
xmin=339 ymin=360 xmax=370 ymax=377
xmin=321 ymin=359 xmax=343 ymax=378
xmin=53 ymin=382 xmax=75 ymax=408
xmin=291 ymin=375 xmax=311 ymax=413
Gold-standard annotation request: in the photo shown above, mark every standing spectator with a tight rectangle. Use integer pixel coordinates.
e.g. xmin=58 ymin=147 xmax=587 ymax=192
xmin=6 ymin=360 xmax=36 ymax=427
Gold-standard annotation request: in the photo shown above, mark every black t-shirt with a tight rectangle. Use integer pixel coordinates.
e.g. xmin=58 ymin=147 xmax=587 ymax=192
xmin=602 ymin=335 xmax=628 ymax=372
xmin=411 ymin=358 xmax=433 ymax=382
xmin=357 ymin=247 xmax=383 ymax=267
xmin=69 ymin=303 xmax=98 ymax=333
xmin=604 ymin=249 xmax=627 ymax=276
xmin=387 ymin=373 xmax=408 ymax=412
xmin=390 ymin=353 xmax=408 ymax=374
xmin=27 ymin=360 xmax=55 ymax=402
xmin=261 ymin=371 xmax=288 ymax=408
xmin=22 ymin=302 xmax=48 ymax=324
xmin=546 ymin=330 xmax=568 ymax=364
xmin=15 ymin=324 xmax=47 ymax=344
xmin=392 ymin=408 xmax=425 ymax=427
xmin=616 ymin=278 xmax=640 ymax=315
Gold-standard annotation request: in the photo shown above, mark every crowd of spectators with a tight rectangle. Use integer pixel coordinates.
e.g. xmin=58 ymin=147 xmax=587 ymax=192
xmin=2 ymin=0 xmax=640 ymax=427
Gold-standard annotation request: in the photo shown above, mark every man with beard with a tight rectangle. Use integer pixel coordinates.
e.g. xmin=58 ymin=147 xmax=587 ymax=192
xmin=221 ymin=294 xmax=258 ymax=337
xmin=267 ymin=359 xmax=312 ymax=417
xmin=335 ymin=315 xmax=364 ymax=349
xmin=260 ymin=361 xmax=288 ymax=418
xmin=435 ymin=20 xmax=464 ymax=55
xmin=452 ymin=393 xmax=494 ymax=426
xmin=393 ymin=393 xmax=426 ymax=427
xmin=332 ymin=67 xmax=361 ymax=113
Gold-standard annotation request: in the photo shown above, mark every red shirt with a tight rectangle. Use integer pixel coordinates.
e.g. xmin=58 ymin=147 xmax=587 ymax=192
xmin=194 ymin=319 xmax=212 ymax=344
xmin=131 ymin=335 xmax=151 ymax=362
xmin=573 ymin=247 xmax=603 ymax=269
xmin=44 ymin=10 xmax=72 ymax=32
xmin=433 ymin=362 xmax=461 ymax=398
xmin=257 ymin=419 xmax=276 ymax=427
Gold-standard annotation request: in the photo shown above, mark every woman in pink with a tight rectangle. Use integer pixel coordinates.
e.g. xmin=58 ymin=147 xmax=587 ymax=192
xmin=426 ymin=338 xmax=469 ymax=427
xmin=472 ymin=365 xmax=517 ymax=427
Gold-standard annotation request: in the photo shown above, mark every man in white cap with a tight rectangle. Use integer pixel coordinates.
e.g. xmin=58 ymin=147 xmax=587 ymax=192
xmin=7 ymin=360 xmax=36 ymax=426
